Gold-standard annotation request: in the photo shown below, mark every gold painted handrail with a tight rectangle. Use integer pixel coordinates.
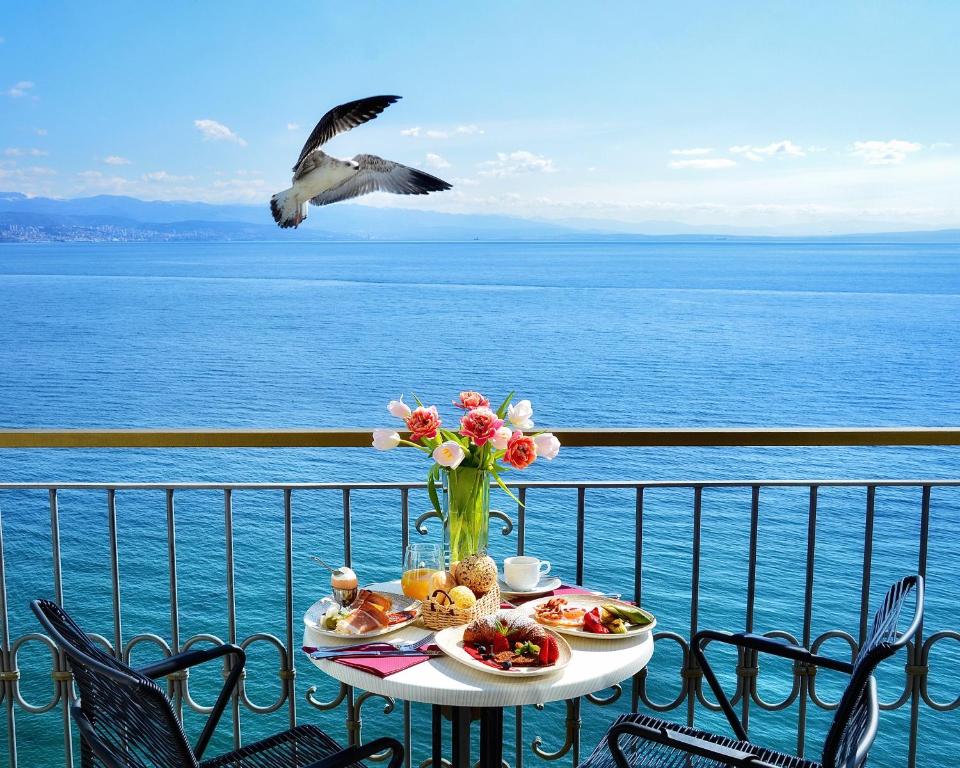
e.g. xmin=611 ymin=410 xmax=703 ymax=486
xmin=0 ymin=427 xmax=958 ymax=449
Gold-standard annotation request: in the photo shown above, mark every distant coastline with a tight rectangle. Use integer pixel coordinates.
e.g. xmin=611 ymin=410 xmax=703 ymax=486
xmin=2 ymin=192 xmax=958 ymax=244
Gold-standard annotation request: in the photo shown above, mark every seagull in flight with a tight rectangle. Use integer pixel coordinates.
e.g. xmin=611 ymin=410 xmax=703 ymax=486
xmin=270 ymin=95 xmax=452 ymax=228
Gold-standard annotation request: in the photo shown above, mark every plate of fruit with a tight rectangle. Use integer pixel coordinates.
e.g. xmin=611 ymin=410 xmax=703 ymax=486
xmin=434 ymin=610 xmax=570 ymax=677
xmin=522 ymin=596 xmax=656 ymax=639
xmin=304 ymin=588 xmax=421 ymax=638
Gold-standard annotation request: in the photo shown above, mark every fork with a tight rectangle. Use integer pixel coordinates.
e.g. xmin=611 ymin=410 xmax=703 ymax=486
xmin=304 ymin=633 xmax=434 ymax=655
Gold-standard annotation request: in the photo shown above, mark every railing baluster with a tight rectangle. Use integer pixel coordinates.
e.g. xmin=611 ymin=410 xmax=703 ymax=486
xmin=796 ymin=485 xmax=818 ymax=758
xmin=631 ymin=486 xmax=644 ymax=712
xmin=342 ymin=487 xmax=356 ymax=746
xmin=283 ymin=489 xmax=296 ymax=729
xmin=858 ymin=486 xmax=876 ymax=648
xmin=575 ymin=487 xmax=585 ymax=586
xmin=343 ymin=489 xmax=352 ymax=567
xmin=224 ymin=488 xmax=241 ymax=750
xmin=741 ymin=485 xmax=760 ymax=733
xmin=517 ymin=486 xmax=526 ymax=556
xmin=107 ymin=489 xmax=122 ymax=659
xmin=907 ymin=485 xmax=931 ymax=768
xmin=400 ymin=488 xmax=409 ymax=562
xmin=687 ymin=486 xmax=702 ymax=726
xmin=0 ymin=498 xmax=17 ymax=768
xmin=49 ymin=488 xmax=73 ymax=768
xmin=166 ymin=488 xmax=182 ymax=718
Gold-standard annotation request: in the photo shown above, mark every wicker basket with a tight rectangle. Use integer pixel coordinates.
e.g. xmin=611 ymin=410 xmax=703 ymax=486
xmin=420 ymin=583 xmax=502 ymax=630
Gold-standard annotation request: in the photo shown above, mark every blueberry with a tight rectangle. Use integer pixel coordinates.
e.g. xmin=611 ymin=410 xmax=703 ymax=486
xmin=482 ymin=654 xmax=493 ymax=660
xmin=476 ymin=645 xmax=487 ymax=654
xmin=500 ymin=661 xmax=512 ymax=670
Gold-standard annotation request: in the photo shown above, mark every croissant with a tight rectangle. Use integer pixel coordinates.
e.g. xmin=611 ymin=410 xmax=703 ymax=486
xmin=463 ymin=611 xmax=546 ymax=646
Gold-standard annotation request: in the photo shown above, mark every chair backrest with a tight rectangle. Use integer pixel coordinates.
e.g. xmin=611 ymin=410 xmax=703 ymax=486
xmin=31 ymin=599 xmax=198 ymax=768
xmin=821 ymin=575 xmax=924 ymax=768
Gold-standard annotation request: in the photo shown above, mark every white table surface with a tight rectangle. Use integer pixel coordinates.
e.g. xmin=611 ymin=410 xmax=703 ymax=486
xmin=303 ymin=582 xmax=654 ymax=708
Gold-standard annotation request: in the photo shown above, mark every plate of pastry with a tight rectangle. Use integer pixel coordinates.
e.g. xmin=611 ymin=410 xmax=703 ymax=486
xmin=522 ymin=595 xmax=656 ymax=639
xmin=435 ymin=610 xmax=571 ymax=677
xmin=304 ymin=588 xmax=421 ymax=638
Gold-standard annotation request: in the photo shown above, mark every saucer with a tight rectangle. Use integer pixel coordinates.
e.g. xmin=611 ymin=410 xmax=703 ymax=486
xmin=498 ymin=576 xmax=562 ymax=598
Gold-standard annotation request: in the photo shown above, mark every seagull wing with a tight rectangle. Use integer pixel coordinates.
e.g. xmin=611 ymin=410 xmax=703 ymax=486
xmin=293 ymin=95 xmax=401 ymax=171
xmin=309 ymin=154 xmax=452 ymax=206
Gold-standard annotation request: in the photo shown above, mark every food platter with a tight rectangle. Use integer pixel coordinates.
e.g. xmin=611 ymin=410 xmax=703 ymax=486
xmin=434 ymin=623 xmax=571 ymax=677
xmin=520 ymin=595 xmax=656 ymax=640
xmin=303 ymin=589 xmax=421 ymax=638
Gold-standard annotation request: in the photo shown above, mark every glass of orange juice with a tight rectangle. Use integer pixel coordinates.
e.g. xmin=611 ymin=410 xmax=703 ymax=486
xmin=401 ymin=543 xmax=442 ymax=601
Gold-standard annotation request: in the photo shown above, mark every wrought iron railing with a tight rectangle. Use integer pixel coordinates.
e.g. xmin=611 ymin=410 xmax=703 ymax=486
xmin=0 ymin=428 xmax=957 ymax=768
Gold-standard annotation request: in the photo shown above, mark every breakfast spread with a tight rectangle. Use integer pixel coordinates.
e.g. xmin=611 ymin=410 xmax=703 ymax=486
xmin=462 ymin=611 xmax=560 ymax=670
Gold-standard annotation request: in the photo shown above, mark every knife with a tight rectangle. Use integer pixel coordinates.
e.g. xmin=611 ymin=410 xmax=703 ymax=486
xmin=310 ymin=649 xmax=443 ymax=660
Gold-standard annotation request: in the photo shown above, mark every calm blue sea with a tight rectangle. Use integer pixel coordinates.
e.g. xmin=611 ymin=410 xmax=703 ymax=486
xmin=0 ymin=241 xmax=958 ymax=767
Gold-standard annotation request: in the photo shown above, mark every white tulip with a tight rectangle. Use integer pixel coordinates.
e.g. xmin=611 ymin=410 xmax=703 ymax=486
xmin=491 ymin=426 xmax=513 ymax=451
xmin=372 ymin=429 xmax=401 ymax=451
xmin=533 ymin=432 xmax=561 ymax=460
xmin=433 ymin=440 xmax=466 ymax=469
xmin=388 ymin=396 xmax=412 ymax=419
xmin=507 ymin=399 xmax=535 ymax=430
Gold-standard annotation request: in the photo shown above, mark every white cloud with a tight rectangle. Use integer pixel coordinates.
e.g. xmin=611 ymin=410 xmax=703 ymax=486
xmin=193 ymin=119 xmax=247 ymax=146
xmin=142 ymin=170 xmax=195 ymax=183
xmin=930 ymin=141 xmax=953 ymax=150
xmin=478 ymin=150 xmax=556 ymax=177
xmin=402 ymin=124 xmax=483 ymax=139
xmin=5 ymin=80 xmax=34 ymax=98
xmin=287 ymin=122 xmax=300 ymax=131
xmin=669 ymin=158 xmax=737 ymax=170
xmin=851 ymin=139 xmax=923 ymax=165
xmin=35 ymin=128 xmax=47 ymax=136
xmin=4 ymin=147 xmax=47 ymax=157
xmin=730 ymin=140 xmax=806 ymax=161
xmin=670 ymin=147 xmax=713 ymax=156
xmin=103 ymin=155 xmax=131 ymax=166
xmin=452 ymin=177 xmax=480 ymax=186
xmin=424 ymin=153 xmax=451 ymax=170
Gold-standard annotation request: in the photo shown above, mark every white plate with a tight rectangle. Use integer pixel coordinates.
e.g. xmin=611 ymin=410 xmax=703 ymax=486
xmin=497 ymin=576 xmax=563 ymax=598
xmin=303 ymin=590 xmax=421 ymax=638
xmin=434 ymin=619 xmax=571 ymax=677
xmin=519 ymin=595 xmax=657 ymax=640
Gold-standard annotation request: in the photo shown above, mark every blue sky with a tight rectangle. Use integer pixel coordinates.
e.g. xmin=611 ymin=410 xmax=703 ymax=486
xmin=1 ymin=1 xmax=958 ymax=232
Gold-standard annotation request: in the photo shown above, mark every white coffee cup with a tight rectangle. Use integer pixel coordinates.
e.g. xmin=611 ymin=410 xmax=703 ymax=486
xmin=503 ymin=556 xmax=551 ymax=591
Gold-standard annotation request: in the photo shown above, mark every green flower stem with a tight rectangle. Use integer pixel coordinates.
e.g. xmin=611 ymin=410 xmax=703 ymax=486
xmin=444 ymin=465 xmax=490 ymax=564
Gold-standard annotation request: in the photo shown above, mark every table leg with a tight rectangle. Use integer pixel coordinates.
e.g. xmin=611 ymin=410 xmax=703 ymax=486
xmin=432 ymin=706 xmax=442 ymax=768
xmin=451 ymin=707 xmax=472 ymax=768
xmin=479 ymin=707 xmax=504 ymax=768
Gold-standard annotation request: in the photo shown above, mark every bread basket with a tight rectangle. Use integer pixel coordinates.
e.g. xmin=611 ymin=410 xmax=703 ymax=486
xmin=421 ymin=583 xmax=501 ymax=630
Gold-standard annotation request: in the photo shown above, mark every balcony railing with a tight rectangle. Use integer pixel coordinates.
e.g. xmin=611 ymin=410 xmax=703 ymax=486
xmin=0 ymin=428 xmax=957 ymax=768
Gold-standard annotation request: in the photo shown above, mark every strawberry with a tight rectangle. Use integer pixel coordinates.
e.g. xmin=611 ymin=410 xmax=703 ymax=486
xmin=583 ymin=608 xmax=609 ymax=634
xmin=492 ymin=621 xmax=510 ymax=653
xmin=538 ymin=635 xmax=559 ymax=665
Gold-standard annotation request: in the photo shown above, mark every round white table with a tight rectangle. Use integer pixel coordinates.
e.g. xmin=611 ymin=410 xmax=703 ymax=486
xmin=304 ymin=583 xmax=654 ymax=768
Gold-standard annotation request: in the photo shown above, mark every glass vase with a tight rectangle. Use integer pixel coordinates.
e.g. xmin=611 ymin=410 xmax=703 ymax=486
xmin=442 ymin=466 xmax=490 ymax=565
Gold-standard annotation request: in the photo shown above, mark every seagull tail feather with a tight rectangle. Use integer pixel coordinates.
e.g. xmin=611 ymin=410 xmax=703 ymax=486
xmin=270 ymin=188 xmax=305 ymax=229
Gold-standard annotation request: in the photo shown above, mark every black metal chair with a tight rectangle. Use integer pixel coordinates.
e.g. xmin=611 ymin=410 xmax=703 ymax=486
xmin=581 ymin=575 xmax=923 ymax=768
xmin=31 ymin=599 xmax=404 ymax=768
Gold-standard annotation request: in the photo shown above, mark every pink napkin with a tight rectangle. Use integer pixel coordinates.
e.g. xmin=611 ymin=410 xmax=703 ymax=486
xmin=502 ymin=584 xmax=592 ymax=607
xmin=332 ymin=644 xmax=440 ymax=678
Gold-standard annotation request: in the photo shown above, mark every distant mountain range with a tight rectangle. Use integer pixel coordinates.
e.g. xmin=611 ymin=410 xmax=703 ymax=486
xmin=1 ymin=192 xmax=958 ymax=243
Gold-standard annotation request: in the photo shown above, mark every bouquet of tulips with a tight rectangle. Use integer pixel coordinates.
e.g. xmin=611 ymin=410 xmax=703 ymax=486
xmin=372 ymin=392 xmax=560 ymax=551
